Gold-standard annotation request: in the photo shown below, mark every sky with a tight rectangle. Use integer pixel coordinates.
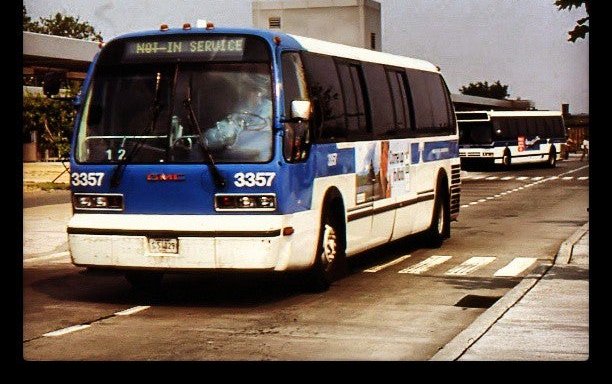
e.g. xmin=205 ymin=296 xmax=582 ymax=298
xmin=23 ymin=0 xmax=589 ymax=114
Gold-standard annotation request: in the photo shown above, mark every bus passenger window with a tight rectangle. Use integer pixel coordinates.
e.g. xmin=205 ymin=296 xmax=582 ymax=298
xmin=302 ymin=52 xmax=346 ymax=141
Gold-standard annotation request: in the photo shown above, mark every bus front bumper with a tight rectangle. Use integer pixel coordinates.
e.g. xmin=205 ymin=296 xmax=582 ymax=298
xmin=67 ymin=212 xmax=318 ymax=271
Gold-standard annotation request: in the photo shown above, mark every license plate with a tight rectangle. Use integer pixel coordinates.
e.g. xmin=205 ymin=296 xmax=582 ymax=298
xmin=148 ymin=238 xmax=178 ymax=254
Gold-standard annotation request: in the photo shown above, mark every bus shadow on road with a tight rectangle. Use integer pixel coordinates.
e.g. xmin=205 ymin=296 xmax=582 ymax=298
xmin=29 ymin=269 xmax=311 ymax=308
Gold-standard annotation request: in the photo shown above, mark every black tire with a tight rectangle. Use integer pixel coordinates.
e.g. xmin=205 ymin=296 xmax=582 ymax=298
xmin=502 ymin=149 xmax=511 ymax=167
xmin=547 ymin=146 xmax=557 ymax=168
xmin=124 ymin=271 xmax=164 ymax=292
xmin=306 ymin=204 xmax=346 ymax=292
xmin=426 ymin=180 xmax=450 ymax=248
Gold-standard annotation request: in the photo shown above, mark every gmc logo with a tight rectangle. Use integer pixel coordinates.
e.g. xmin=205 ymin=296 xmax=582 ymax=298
xmin=146 ymin=173 xmax=186 ymax=181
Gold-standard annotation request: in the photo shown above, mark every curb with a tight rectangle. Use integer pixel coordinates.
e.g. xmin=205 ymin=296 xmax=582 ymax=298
xmin=430 ymin=222 xmax=589 ymax=361
xmin=555 ymin=222 xmax=589 ymax=265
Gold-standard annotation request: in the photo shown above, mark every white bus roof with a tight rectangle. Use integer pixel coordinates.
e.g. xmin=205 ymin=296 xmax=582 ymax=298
xmin=456 ymin=110 xmax=562 ymax=118
xmin=289 ymin=34 xmax=439 ymax=73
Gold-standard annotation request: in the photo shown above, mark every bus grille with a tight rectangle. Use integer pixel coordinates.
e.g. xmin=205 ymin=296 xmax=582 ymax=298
xmin=450 ymin=164 xmax=461 ymax=216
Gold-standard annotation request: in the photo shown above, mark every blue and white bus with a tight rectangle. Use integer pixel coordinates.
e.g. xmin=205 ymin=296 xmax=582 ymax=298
xmin=457 ymin=110 xmax=566 ymax=168
xmin=66 ymin=24 xmax=461 ymax=291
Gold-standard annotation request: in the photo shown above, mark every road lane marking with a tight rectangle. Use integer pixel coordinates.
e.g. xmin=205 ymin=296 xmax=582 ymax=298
xmin=516 ymin=176 xmax=528 ymax=180
xmin=114 ymin=306 xmax=151 ymax=316
xmin=469 ymin=202 xmax=478 ymax=205
xmin=363 ymin=255 xmax=412 ymax=273
xmin=500 ymin=176 xmax=514 ymax=180
xmin=43 ymin=324 xmax=91 ymax=337
xmin=558 ymin=164 xmax=589 ymax=176
xmin=531 ymin=177 xmax=544 ymax=181
xmin=485 ymin=176 xmax=498 ymax=180
xmin=461 ymin=204 xmax=469 ymax=208
xmin=444 ymin=256 xmax=495 ymax=276
xmin=471 ymin=176 xmax=485 ymax=180
xmin=493 ymin=257 xmax=538 ymax=277
xmin=548 ymin=176 xmax=559 ymax=180
xmin=486 ymin=196 xmax=494 ymax=199
xmin=578 ymin=176 xmax=588 ymax=180
xmin=23 ymin=251 xmax=70 ymax=264
xmin=398 ymin=255 xmax=452 ymax=274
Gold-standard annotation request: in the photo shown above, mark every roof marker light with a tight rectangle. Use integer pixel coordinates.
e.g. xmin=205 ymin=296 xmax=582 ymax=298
xmin=206 ymin=22 xmax=214 ymax=30
xmin=160 ymin=23 xmax=169 ymax=31
xmin=183 ymin=23 xmax=191 ymax=30
xmin=273 ymin=36 xmax=281 ymax=45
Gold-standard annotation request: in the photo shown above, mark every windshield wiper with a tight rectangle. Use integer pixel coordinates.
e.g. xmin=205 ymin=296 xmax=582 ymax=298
xmin=182 ymin=77 xmax=225 ymax=189
xmin=110 ymin=72 xmax=164 ymax=188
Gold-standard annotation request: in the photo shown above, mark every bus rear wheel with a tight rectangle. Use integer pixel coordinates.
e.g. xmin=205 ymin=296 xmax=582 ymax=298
xmin=547 ymin=147 xmax=557 ymax=168
xmin=426 ymin=180 xmax=450 ymax=248
xmin=306 ymin=205 xmax=346 ymax=292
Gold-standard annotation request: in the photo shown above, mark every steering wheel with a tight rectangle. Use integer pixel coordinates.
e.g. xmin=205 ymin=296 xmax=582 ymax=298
xmin=226 ymin=112 xmax=268 ymax=131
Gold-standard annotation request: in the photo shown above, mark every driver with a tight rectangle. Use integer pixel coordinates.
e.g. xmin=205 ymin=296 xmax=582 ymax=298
xmin=204 ymin=76 xmax=272 ymax=151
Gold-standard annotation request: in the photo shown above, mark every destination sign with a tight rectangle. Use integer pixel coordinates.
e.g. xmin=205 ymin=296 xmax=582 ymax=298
xmin=123 ymin=37 xmax=246 ymax=61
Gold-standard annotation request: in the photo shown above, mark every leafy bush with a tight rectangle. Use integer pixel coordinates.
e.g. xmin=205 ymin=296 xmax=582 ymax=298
xmin=23 ymin=91 xmax=76 ymax=158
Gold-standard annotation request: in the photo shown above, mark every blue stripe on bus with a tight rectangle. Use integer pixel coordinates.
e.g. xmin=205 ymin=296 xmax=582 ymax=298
xmin=411 ymin=143 xmax=420 ymax=163
xmin=314 ymin=144 xmax=356 ymax=177
xmin=423 ymin=140 xmax=459 ymax=162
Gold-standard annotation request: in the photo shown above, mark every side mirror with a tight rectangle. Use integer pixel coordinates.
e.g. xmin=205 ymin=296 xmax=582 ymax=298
xmin=43 ymin=72 xmax=63 ymax=97
xmin=291 ymin=100 xmax=311 ymax=121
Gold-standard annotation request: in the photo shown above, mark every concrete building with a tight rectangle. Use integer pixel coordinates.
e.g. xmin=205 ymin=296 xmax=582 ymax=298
xmin=252 ymin=0 xmax=382 ymax=51
xmin=23 ymin=31 xmax=100 ymax=89
xmin=23 ymin=32 xmax=101 ymax=161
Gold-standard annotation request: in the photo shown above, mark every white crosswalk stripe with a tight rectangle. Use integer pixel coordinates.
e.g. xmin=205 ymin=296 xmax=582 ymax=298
xmin=398 ymin=255 xmax=451 ymax=274
xmin=465 ymin=174 xmax=587 ymax=182
xmin=444 ymin=257 xmax=496 ymax=276
xmin=493 ymin=257 xmax=538 ymax=277
xmin=383 ymin=255 xmax=540 ymax=277
xmin=363 ymin=254 xmax=412 ymax=273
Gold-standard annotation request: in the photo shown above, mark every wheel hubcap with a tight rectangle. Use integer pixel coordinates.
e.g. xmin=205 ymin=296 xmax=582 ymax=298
xmin=321 ymin=223 xmax=337 ymax=270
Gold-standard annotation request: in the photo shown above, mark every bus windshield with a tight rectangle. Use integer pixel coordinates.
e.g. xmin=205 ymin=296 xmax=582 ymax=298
xmin=76 ymin=62 xmax=273 ymax=164
xmin=458 ymin=121 xmax=493 ymax=145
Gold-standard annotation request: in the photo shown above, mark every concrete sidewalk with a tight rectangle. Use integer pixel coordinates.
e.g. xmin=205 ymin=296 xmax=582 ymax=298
xmin=432 ymin=223 xmax=589 ymax=361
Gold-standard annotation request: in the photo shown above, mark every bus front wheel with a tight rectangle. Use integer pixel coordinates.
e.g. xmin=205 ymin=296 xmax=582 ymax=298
xmin=306 ymin=204 xmax=346 ymax=292
xmin=502 ymin=150 xmax=511 ymax=167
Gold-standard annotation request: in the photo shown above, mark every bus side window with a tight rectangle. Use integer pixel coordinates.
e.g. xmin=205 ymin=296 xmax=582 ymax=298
xmin=362 ymin=63 xmax=395 ymax=139
xmin=385 ymin=68 xmax=412 ymax=133
xmin=406 ymin=70 xmax=452 ymax=136
xmin=336 ymin=60 xmax=370 ymax=140
xmin=301 ymin=52 xmax=346 ymax=142
xmin=281 ymin=52 xmax=311 ymax=162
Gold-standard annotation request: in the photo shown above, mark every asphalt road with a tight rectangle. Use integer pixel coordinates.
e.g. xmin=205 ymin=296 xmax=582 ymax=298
xmin=21 ymin=159 xmax=589 ymax=360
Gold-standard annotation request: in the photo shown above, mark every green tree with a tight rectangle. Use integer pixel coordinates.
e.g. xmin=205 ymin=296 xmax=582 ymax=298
xmin=22 ymin=6 xmax=103 ymax=41
xmin=459 ymin=81 xmax=510 ymax=100
xmin=555 ymin=0 xmax=590 ymax=42
xmin=23 ymin=91 xmax=76 ymax=158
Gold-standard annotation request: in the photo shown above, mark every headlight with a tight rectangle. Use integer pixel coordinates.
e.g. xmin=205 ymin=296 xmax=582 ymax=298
xmin=215 ymin=194 xmax=276 ymax=211
xmin=73 ymin=193 xmax=123 ymax=211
